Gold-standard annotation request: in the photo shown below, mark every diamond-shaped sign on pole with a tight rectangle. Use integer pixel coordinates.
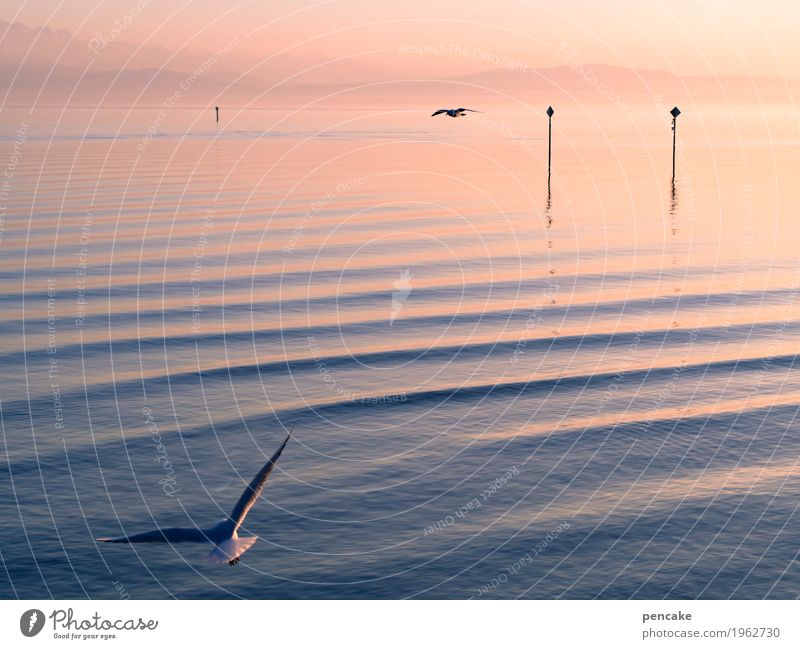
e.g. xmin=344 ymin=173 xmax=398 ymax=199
xmin=670 ymin=107 xmax=680 ymax=178
xmin=547 ymin=106 xmax=554 ymax=117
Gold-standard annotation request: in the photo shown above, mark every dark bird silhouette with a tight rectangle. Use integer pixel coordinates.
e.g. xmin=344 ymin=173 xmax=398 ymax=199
xmin=431 ymin=108 xmax=481 ymax=118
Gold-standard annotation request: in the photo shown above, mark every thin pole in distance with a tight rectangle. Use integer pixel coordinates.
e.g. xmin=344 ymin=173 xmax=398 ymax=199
xmin=670 ymin=106 xmax=680 ymax=178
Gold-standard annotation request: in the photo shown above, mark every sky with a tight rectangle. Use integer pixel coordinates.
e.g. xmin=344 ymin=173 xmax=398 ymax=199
xmin=2 ymin=0 xmax=799 ymax=80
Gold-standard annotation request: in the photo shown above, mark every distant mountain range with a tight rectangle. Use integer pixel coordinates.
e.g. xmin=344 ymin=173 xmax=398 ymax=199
xmin=2 ymin=19 xmax=798 ymax=107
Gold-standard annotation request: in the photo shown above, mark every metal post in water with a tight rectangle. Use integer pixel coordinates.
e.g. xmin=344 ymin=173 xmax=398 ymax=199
xmin=546 ymin=106 xmax=554 ymax=177
xmin=670 ymin=106 xmax=680 ymax=178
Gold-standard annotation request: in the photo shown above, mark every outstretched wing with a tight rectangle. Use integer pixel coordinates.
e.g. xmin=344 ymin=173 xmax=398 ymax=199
xmin=96 ymin=527 xmax=208 ymax=543
xmin=457 ymin=108 xmax=481 ymax=113
xmin=431 ymin=109 xmax=448 ymax=116
xmin=228 ymin=433 xmax=291 ymax=531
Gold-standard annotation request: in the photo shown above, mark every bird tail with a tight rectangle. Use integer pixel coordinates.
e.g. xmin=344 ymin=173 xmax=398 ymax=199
xmin=206 ymin=537 xmax=258 ymax=565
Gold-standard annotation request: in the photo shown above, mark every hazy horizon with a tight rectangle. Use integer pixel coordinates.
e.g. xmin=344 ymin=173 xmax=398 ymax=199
xmin=2 ymin=2 xmax=800 ymax=109
xmin=3 ymin=0 xmax=800 ymax=77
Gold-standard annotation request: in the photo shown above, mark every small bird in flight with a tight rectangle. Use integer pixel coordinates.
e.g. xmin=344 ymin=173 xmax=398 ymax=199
xmin=96 ymin=433 xmax=291 ymax=566
xmin=431 ymin=107 xmax=481 ymax=118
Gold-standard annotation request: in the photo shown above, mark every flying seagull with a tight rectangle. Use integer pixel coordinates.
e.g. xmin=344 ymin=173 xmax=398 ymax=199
xmin=96 ymin=433 xmax=291 ymax=566
xmin=431 ymin=108 xmax=481 ymax=118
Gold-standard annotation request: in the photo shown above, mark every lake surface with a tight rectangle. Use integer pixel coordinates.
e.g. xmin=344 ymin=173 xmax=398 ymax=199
xmin=1 ymin=104 xmax=799 ymax=598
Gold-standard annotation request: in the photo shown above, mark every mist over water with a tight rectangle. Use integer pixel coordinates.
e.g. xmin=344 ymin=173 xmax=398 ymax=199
xmin=1 ymin=105 xmax=799 ymax=599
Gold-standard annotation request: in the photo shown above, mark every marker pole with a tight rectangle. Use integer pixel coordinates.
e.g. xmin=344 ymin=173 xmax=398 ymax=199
xmin=546 ymin=106 xmax=554 ymax=177
xmin=670 ymin=106 xmax=681 ymax=179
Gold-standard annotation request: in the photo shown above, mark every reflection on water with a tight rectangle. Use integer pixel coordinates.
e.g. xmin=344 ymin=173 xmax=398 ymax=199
xmin=546 ymin=171 xmax=553 ymax=218
xmin=1 ymin=105 xmax=799 ymax=599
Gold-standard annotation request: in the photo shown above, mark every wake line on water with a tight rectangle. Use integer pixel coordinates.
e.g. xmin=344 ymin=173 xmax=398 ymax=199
xmin=5 ymin=349 xmax=799 ymax=429
xmin=1 ymin=298 xmax=797 ymax=373
xmin=8 ymin=394 xmax=800 ymax=485
xmin=4 ymin=255 xmax=783 ymax=296
xmin=1 ymin=284 xmax=794 ymax=348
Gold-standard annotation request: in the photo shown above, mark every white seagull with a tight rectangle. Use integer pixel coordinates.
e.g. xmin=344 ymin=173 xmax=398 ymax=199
xmin=431 ymin=107 xmax=481 ymax=118
xmin=96 ymin=433 xmax=291 ymax=566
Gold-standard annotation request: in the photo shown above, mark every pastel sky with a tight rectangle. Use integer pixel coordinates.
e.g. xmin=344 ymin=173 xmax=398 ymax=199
xmin=2 ymin=0 xmax=799 ymax=79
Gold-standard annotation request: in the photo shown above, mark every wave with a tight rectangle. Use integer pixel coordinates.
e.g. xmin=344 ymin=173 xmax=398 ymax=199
xmin=4 ymin=344 xmax=798 ymax=434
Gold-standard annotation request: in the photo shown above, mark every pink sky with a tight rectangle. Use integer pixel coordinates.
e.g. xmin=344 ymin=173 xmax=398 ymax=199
xmin=2 ymin=0 xmax=799 ymax=80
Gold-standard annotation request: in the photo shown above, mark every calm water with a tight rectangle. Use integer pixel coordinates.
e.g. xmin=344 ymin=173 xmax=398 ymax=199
xmin=1 ymin=105 xmax=799 ymax=599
